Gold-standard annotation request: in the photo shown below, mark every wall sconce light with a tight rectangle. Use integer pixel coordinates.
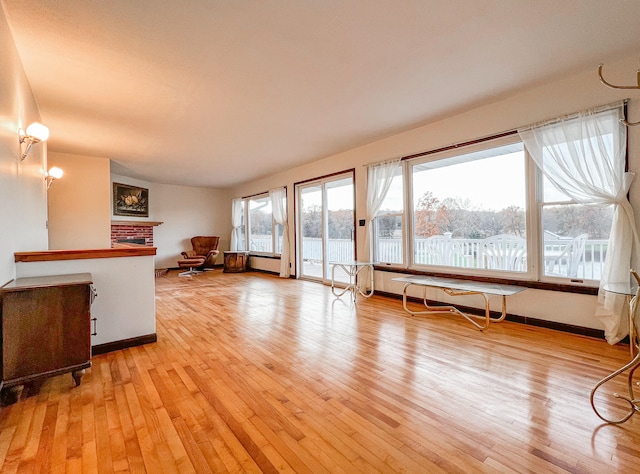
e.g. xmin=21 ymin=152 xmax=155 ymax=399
xmin=45 ymin=166 xmax=63 ymax=189
xmin=19 ymin=122 xmax=50 ymax=161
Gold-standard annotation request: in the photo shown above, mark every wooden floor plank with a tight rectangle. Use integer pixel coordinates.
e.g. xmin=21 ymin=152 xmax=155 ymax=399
xmin=3 ymin=395 xmax=38 ymax=472
xmin=49 ymin=392 xmax=70 ymax=473
xmin=112 ymin=384 xmax=145 ymax=472
xmin=122 ymin=380 xmax=166 ymax=473
xmin=17 ymin=397 xmax=47 ymax=472
xmin=1 ymin=269 xmax=640 ymax=472
xmin=157 ymin=407 xmax=198 ymax=473
xmin=104 ymin=396 xmax=128 ymax=473
xmin=80 ymin=400 xmax=98 ymax=473
xmin=187 ymin=392 xmax=262 ymax=473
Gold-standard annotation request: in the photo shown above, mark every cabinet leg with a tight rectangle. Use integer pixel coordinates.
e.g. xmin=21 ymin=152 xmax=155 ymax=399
xmin=72 ymin=369 xmax=85 ymax=387
xmin=1 ymin=385 xmax=24 ymax=406
xmin=24 ymin=380 xmax=44 ymax=397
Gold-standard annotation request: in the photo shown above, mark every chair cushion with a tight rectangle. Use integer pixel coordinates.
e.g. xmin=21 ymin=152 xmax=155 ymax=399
xmin=177 ymin=257 xmax=206 ymax=268
xmin=192 ymin=236 xmax=220 ymax=256
xmin=191 ymin=236 xmax=220 ymax=267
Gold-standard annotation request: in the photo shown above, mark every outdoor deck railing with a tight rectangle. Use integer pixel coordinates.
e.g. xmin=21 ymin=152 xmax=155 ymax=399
xmin=250 ymin=236 xmax=607 ymax=280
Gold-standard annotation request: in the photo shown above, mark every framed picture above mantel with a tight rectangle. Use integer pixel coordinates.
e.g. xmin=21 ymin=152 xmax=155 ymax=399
xmin=113 ymin=182 xmax=149 ymax=217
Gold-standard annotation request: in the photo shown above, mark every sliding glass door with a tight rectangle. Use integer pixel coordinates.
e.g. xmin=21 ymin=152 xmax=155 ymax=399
xmin=296 ymin=172 xmax=355 ymax=283
xmin=299 ymin=184 xmax=324 ymax=279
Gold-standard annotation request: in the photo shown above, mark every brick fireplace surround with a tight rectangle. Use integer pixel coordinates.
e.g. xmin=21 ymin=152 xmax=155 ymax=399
xmin=110 ymin=221 xmax=162 ymax=247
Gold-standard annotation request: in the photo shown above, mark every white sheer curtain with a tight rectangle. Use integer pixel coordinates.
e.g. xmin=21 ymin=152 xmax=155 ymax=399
xmin=269 ymin=187 xmax=290 ymax=278
xmin=230 ymin=198 xmax=243 ymax=251
xmin=518 ymin=102 xmax=639 ymax=344
xmin=366 ymin=159 xmax=401 ymax=261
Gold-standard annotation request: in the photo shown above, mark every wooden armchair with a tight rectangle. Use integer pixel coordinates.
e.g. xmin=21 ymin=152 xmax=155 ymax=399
xmin=181 ymin=236 xmax=220 ymax=269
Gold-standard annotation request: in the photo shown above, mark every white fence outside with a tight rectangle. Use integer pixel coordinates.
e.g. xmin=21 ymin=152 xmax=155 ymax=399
xmin=377 ymin=237 xmax=607 ymax=279
xmin=251 ymin=236 xmax=607 ymax=280
xmin=301 ymin=238 xmax=354 ymax=263
xmin=251 ymin=236 xmax=356 ymax=262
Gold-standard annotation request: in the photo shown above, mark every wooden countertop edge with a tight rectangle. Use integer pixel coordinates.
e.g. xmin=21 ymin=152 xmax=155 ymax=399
xmin=15 ymin=247 xmax=157 ymax=262
xmin=2 ymin=273 xmax=94 ymax=291
xmin=111 ymin=220 xmax=163 ymax=226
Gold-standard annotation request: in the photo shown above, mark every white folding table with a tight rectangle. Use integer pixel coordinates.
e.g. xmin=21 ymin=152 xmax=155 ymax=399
xmin=330 ymin=261 xmax=375 ymax=301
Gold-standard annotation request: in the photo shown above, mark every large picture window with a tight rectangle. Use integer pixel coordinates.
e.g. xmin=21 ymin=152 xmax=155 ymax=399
xmin=410 ymin=140 xmax=528 ymax=275
xmin=380 ymin=105 xmax=624 ymax=286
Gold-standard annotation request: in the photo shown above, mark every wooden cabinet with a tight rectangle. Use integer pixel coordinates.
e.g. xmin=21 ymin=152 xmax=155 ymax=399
xmin=0 ymin=273 xmax=94 ymax=403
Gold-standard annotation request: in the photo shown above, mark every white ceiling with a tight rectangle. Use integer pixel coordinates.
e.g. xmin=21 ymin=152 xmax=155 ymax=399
xmin=4 ymin=1 xmax=640 ymax=188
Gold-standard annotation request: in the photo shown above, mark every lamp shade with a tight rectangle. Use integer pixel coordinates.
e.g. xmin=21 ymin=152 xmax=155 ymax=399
xmin=25 ymin=122 xmax=50 ymax=142
xmin=47 ymin=166 xmax=64 ymax=179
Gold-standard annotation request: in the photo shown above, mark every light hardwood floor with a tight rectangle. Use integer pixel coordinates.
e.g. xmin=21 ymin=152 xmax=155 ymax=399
xmin=0 ymin=269 xmax=639 ymax=473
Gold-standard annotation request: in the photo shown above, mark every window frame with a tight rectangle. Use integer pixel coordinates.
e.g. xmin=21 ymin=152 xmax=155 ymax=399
xmin=372 ymin=169 xmax=406 ymax=266
xmin=535 ymin=159 xmax=611 ymax=286
xmin=294 ymin=170 xmax=356 ymax=281
xmin=406 ymin=135 xmax=535 ymax=280
xmin=382 ymin=129 xmax=623 ymax=288
xmin=244 ymin=192 xmax=282 ymax=257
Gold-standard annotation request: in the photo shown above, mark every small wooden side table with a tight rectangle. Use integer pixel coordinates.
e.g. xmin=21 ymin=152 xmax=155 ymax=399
xmin=224 ymin=251 xmax=250 ymax=273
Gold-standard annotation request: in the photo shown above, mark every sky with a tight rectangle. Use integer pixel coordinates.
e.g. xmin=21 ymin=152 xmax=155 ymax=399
xmin=380 ymin=150 xmax=526 ymax=212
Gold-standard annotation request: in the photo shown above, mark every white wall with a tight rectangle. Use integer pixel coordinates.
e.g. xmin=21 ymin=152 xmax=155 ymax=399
xmin=42 ymin=156 xmax=231 ymax=268
xmin=228 ymin=53 xmax=640 ymax=331
xmin=110 ymin=172 xmax=231 ymax=268
xmin=47 ymin=152 xmax=111 ymax=249
xmin=0 ymin=4 xmax=48 ymax=285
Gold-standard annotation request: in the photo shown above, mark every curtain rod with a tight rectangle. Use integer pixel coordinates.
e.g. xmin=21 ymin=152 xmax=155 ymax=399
xmin=362 ymin=129 xmax=518 ymax=168
xmin=366 ymin=98 xmax=629 ymax=167
xmin=517 ymin=99 xmax=627 ymax=132
xmin=400 ymin=129 xmax=517 ymax=162
xmin=240 ymin=185 xmax=287 ymax=201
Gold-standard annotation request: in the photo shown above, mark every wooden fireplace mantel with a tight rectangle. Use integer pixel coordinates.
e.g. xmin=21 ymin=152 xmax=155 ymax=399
xmin=111 ymin=221 xmax=163 ymax=227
